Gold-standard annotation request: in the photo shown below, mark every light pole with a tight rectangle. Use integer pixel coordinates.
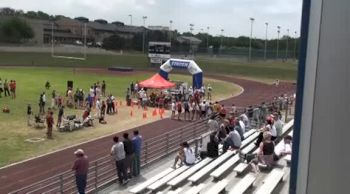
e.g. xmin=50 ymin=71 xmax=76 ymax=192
xmin=220 ymin=29 xmax=224 ymax=54
xmin=128 ymin=14 xmax=132 ymax=25
xmin=276 ymin=26 xmax=281 ymax=59
xmin=285 ymin=28 xmax=289 ymax=60
xmin=264 ymin=22 xmax=268 ymax=60
xmin=169 ymin=20 xmax=173 ymax=42
xmin=206 ymin=26 xmax=210 ymax=53
xmin=189 ymin=24 xmax=194 ymax=54
xmin=294 ymin=31 xmax=297 ymax=60
xmin=249 ymin=17 xmax=255 ymax=62
xmin=142 ymin=16 xmax=147 ymax=53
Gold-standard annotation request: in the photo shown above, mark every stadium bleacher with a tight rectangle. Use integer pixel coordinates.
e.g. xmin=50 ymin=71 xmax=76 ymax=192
xmin=126 ymin=119 xmax=294 ymax=194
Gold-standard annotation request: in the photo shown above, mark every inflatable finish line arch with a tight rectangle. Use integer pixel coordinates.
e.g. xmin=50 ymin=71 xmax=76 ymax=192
xmin=159 ymin=59 xmax=203 ymax=89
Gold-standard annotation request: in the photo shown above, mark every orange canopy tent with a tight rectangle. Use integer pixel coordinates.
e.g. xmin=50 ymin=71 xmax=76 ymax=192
xmin=138 ymin=73 xmax=176 ymax=89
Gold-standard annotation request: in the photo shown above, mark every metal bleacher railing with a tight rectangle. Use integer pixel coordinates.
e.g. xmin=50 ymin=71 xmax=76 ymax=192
xmin=9 ymin=115 xmax=216 ymax=194
xmin=9 ymin=97 xmax=295 ymax=194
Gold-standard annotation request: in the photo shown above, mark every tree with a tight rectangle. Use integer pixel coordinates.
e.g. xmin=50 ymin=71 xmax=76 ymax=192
xmin=0 ymin=7 xmax=16 ymax=16
xmin=0 ymin=17 xmax=34 ymax=43
xmin=102 ymin=35 xmax=125 ymax=50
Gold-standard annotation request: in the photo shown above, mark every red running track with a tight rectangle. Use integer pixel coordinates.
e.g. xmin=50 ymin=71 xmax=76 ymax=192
xmin=0 ymin=75 xmax=295 ymax=193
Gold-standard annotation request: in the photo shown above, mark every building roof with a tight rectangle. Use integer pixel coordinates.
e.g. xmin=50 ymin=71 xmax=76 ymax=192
xmin=177 ymin=36 xmax=202 ymax=44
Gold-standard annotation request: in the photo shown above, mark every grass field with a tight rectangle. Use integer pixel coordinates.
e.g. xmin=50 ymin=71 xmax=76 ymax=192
xmin=0 ymin=52 xmax=298 ymax=81
xmin=0 ymin=67 xmax=240 ymax=167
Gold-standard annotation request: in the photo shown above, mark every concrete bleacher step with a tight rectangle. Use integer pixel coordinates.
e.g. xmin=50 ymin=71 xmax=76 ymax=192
xmin=234 ymin=122 xmax=295 ymax=175
xmin=129 ymin=168 xmax=174 ymax=193
xmin=241 ymin=143 xmax=257 ymax=155
xmin=166 ymin=188 xmax=183 ymax=194
xmin=201 ymin=179 xmax=229 ymax=194
xmin=147 ymin=165 xmax=189 ymax=191
xmin=241 ymin=132 xmax=259 ymax=149
xmin=209 ymin=130 xmax=260 ymax=179
xmin=234 ymin=163 xmax=249 ymax=174
xmin=254 ymin=169 xmax=285 ymax=194
xmin=168 ymin=158 xmax=213 ymax=187
xmin=183 ymin=184 xmax=205 ymax=194
xmin=229 ymin=173 xmax=257 ymax=194
xmin=243 ymin=129 xmax=256 ymax=139
xmin=210 ymin=155 xmax=240 ymax=179
xmin=188 ymin=151 xmax=234 ymax=184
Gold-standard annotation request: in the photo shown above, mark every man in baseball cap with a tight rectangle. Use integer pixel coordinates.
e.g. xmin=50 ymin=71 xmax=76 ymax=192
xmin=72 ymin=149 xmax=89 ymax=194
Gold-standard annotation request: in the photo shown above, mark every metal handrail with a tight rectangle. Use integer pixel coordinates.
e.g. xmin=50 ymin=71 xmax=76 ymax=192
xmin=9 ymin=98 xmax=294 ymax=194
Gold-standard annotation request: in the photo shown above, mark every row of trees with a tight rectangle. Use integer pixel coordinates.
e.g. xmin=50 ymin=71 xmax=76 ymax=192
xmin=0 ymin=7 xmax=299 ymax=56
xmin=0 ymin=18 xmax=34 ymax=43
xmin=102 ymin=29 xmax=299 ymax=57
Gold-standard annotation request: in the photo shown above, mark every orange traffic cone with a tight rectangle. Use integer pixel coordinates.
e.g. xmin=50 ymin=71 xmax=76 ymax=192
xmin=152 ymin=108 xmax=157 ymax=116
xmin=130 ymin=109 xmax=133 ymax=117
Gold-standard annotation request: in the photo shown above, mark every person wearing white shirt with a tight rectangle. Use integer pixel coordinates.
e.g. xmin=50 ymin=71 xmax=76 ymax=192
xmin=274 ymin=135 xmax=292 ymax=160
xmin=183 ymin=143 xmax=195 ymax=165
xmin=96 ymin=98 xmax=101 ymax=117
xmin=208 ymin=115 xmax=219 ymax=132
xmin=240 ymin=113 xmax=249 ymax=129
xmin=207 ymin=84 xmax=212 ymax=100
xmin=239 ymin=118 xmax=246 ymax=134
xmin=171 ymin=101 xmax=176 ymax=119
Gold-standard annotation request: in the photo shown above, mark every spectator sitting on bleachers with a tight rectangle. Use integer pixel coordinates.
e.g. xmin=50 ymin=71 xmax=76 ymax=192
xmin=258 ymin=131 xmax=276 ymax=168
xmin=173 ymin=142 xmax=195 ymax=168
xmin=240 ymin=112 xmax=249 ymax=128
xmin=274 ymin=135 xmax=292 ymax=161
xmin=216 ymin=124 xmax=227 ymax=143
xmin=234 ymin=119 xmax=244 ymax=140
xmin=223 ymin=127 xmax=242 ymax=153
xmin=255 ymin=117 xmax=277 ymax=147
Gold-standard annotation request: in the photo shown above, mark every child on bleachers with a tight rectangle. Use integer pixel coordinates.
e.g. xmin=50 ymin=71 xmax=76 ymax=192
xmin=172 ymin=142 xmax=195 ymax=168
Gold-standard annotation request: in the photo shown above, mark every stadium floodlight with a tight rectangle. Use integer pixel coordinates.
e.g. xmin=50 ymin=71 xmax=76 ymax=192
xmin=206 ymin=26 xmax=210 ymax=52
xmin=220 ymin=29 xmax=224 ymax=54
xmin=189 ymin=24 xmax=194 ymax=34
xmin=249 ymin=17 xmax=255 ymax=62
xmin=142 ymin=16 xmax=148 ymax=53
xmin=264 ymin=22 xmax=268 ymax=61
xmin=169 ymin=20 xmax=173 ymax=42
xmin=294 ymin=31 xmax=298 ymax=60
xmin=128 ymin=14 xmax=132 ymax=25
xmin=276 ymin=26 xmax=281 ymax=59
xmin=285 ymin=29 xmax=290 ymax=60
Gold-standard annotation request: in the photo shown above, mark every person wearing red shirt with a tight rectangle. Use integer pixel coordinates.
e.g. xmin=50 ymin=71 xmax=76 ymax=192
xmin=72 ymin=149 xmax=89 ymax=194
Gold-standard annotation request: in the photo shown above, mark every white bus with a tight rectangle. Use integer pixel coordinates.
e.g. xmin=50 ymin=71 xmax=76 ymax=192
xmin=148 ymin=41 xmax=171 ymax=65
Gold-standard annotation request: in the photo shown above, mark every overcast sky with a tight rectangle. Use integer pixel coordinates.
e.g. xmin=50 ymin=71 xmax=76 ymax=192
xmin=1 ymin=0 xmax=302 ymax=39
